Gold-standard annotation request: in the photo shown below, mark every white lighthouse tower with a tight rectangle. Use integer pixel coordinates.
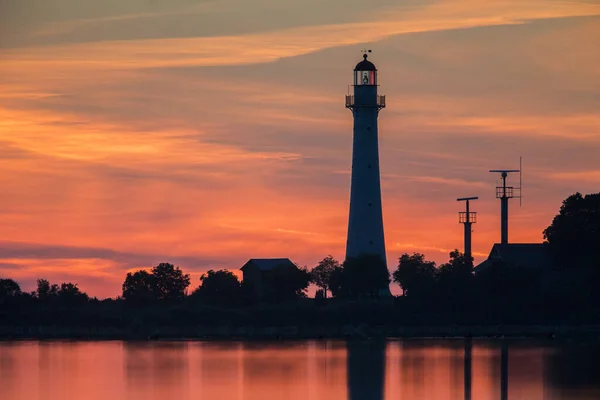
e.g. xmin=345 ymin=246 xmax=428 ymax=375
xmin=344 ymin=53 xmax=389 ymax=285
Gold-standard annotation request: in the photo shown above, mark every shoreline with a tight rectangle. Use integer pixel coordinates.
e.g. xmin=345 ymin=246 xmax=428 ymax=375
xmin=2 ymin=324 xmax=600 ymax=341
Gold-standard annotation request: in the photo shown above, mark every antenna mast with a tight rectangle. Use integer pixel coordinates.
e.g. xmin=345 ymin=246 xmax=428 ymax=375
xmin=489 ymin=164 xmax=521 ymax=245
xmin=519 ymin=156 xmax=523 ymax=207
xmin=457 ymin=197 xmax=478 ymax=261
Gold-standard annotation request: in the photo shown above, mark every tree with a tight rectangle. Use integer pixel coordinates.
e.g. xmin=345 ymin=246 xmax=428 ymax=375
xmin=328 ymin=264 xmax=345 ymax=298
xmin=542 ymin=192 xmax=600 ymax=308
xmin=0 ymin=278 xmax=21 ymax=304
xmin=437 ymin=250 xmax=474 ymax=300
xmin=262 ymin=264 xmax=312 ymax=303
xmin=193 ymin=269 xmax=241 ymax=306
xmin=151 ymin=263 xmax=190 ymax=300
xmin=33 ymin=279 xmax=88 ymax=305
xmin=543 ymin=192 xmax=600 ymax=268
xmin=36 ymin=279 xmax=59 ymax=300
xmin=57 ymin=282 xmax=89 ymax=305
xmin=311 ymin=255 xmax=340 ymax=299
xmin=121 ymin=263 xmax=191 ymax=302
xmin=341 ymin=254 xmax=390 ymax=299
xmin=122 ymin=270 xmax=156 ymax=303
xmin=393 ymin=253 xmax=437 ymax=297
xmin=438 ymin=250 xmax=473 ymax=277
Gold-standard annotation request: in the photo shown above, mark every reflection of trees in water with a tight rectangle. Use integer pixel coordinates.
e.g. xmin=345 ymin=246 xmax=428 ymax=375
xmin=123 ymin=341 xmax=189 ymax=397
xmin=483 ymin=340 xmax=600 ymax=399
xmin=399 ymin=340 xmax=426 ymax=397
xmin=124 ymin=341 xmax=189 ymax=373
xmin=198 ymin=342 xmax=243 ymax=400
xmin=198 ymin=341 xmax=242 ymax=379
xmin=483 ymin=340 xmax=510 ymax=400
xmin=239 ymin=341 xmax=348 ymax=400
xmin=241 ymin=341 xmax=312 ymax=400
xmin=386 ymin=340 xmax=467 ymax=399
xmin=0 ymin=342 xmax=19 ymax=394
xmin=241 ymin=341 xmax=309 ymax=381
xmin=0 ymin=341 xmax=18 ymax=370
xmin=545 ymin=343 xmax=600 ymax=393
xmin=311 ymin=341 xmax=347 ymax=397
xmin=38 ymin=341 xmax=60 ymax=395
xmin=346 ymin=340 xmax=386 ymax=400
xmin=107 ymin=339 xmax=600 ymax=400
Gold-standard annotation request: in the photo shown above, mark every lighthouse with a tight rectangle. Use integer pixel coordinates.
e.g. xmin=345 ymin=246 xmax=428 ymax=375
xmin=344 ymin=53 xmax=388 ymax=277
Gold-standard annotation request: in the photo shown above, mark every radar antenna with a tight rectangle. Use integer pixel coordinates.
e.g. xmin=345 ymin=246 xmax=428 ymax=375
xmin=489 ymin=160 xmax=522 ymax=244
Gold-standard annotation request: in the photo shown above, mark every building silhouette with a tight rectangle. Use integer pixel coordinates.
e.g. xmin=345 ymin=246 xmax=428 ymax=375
xmin=240 ymin=258 xmax=296 ymax=299
xmin=474 ymin=243 xmax=554 ymax=273
xmin=344 ymin=54 xmax=390 ymax=295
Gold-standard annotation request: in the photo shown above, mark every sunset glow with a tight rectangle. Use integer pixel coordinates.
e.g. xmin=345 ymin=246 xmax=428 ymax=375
xmin=1 ymin=0 xmax=599 ymax=297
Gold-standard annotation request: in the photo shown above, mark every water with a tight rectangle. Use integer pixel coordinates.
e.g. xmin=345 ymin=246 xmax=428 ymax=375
xmin=1 ymin=339 xmax=599 ymax=400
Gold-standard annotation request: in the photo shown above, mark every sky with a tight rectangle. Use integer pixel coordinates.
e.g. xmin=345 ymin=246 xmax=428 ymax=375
xmin=1 ymin=0 xmax=599 ymax=298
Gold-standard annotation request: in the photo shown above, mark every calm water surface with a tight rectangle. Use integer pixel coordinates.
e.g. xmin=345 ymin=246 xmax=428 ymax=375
xmin=1 ymin=339 xmax=599 ymax=400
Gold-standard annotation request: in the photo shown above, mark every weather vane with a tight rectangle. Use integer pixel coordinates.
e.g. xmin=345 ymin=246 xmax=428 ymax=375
xmin=361 ymin=49 xmax=372 ymax=54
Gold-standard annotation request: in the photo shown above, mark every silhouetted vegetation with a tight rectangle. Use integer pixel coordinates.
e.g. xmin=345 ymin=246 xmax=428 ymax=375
xmin=259 ymin=264 xmax=311 ymax=303
xmin=36 ymin=279 xmax=59 ymax=299
xmin=544 ymin=192 xmax=600 ymax=268
xmin=311 ymin=255 xmax=339 ymax=298
xmin=55 ymin=282 xmax=90 ymax=305
xmin=192 ymin=269 xmax=241 ymax=306
xmin=1 ymin=192 xmax=600 ymax=338
xmin=122 ymin=270 xmax=155 ymax=303
xmin=0 ymin=279 xmax=21 ymax=305
xmin=122 ymin=263 xmax=190 ymax=303
xmin=337 ymin=254 xmax=390 ymax=299
xmin=393 ymin=253 xmax=437 ymax=297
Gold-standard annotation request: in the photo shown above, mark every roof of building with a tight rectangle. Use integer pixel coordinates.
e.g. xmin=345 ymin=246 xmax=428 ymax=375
xmin=240 ymin=258 xmax=296 ymax=271
xmin=355 ymin=54 xmax=376 ymax=71
xmin=474 ymin=243 xmax=555 ymax=273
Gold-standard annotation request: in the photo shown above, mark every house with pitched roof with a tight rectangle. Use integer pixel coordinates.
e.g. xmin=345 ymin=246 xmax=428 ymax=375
xmin=240 ymin=258 xmax=297 ymax=299
xmin=474 ymin=243 xmax=555 ymax=273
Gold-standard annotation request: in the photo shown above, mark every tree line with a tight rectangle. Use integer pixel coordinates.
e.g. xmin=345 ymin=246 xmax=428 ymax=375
xmin=1 ymin=192 xmax=599 ymax=326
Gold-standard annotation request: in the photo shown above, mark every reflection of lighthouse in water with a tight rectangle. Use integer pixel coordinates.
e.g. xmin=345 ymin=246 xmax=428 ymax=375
xmin=346 ymin=340 xmax=386 ymax=400
xmin=344 ymin=53 xmax=390 ymax=295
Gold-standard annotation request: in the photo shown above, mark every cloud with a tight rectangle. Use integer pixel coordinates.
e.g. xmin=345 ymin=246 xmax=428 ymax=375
xmin=0 ymin=262 xmax=24 ymax=270
xmin=549 ymin=171 xmax=600 ymax=182
xmin=0 ymin=241 xmax=242 ymax=295
xmin=0 ymin=241 xmax=223 ymax=266
xmin=2 ymin=0 xmax=599 ymax=71
xmin=0 ymin=0 xmax=598 ymax=297
xmin=385 ymin=174 xmax=488 ymax=188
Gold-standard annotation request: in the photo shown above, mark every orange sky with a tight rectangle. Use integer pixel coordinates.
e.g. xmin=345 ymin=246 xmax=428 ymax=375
xmin=1 ymin=0 xmax=600 ymax=298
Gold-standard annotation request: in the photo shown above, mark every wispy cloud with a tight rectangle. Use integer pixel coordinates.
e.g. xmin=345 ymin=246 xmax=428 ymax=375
xmin=549 ymin=170 xmax=600 ymax=182
xmin=0 ymin=0 xmax=598 ymax=297
xmin=385 ymin=174 xmax=488 ymax=188
xmin=2 ymin=0 xmax=599 ymax=71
